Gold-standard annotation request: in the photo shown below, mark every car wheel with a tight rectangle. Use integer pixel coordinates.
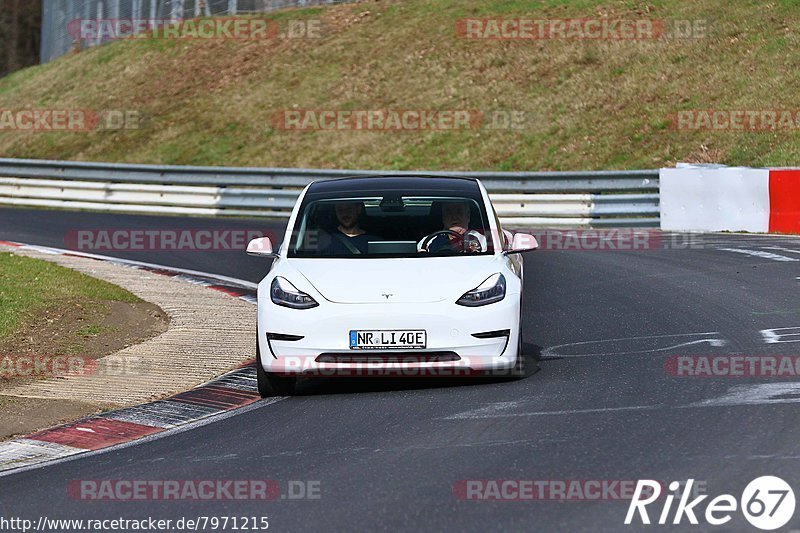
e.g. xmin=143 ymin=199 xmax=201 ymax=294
xmin=256 ymin=333 xmax=297 ymax=397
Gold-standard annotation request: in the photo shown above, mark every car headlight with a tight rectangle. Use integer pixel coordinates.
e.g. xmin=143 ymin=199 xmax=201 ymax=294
xmin=271 ymin=277 xmax=319 ymax=309
xmin=456 ymin=273 xmax=506 ymax=307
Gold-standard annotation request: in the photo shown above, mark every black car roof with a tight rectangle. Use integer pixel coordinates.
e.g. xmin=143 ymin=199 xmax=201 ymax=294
xmin=305 ymin=175 xmax=481 ymax=197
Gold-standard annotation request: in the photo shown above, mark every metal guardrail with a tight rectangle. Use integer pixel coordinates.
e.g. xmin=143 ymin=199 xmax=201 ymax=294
xmin=0 ymin=158 xmax=660 ymax=227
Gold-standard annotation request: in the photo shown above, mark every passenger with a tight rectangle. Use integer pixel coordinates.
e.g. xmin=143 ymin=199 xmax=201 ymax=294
xmin=427 ymin=201 xmax=487 ymax=253
xmin=322 ymin=201 xmax=380 ymax=255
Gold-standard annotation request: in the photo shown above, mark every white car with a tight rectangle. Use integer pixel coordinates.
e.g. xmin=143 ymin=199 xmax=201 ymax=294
xmin=247 ymin=176 xmax=538 ymax=396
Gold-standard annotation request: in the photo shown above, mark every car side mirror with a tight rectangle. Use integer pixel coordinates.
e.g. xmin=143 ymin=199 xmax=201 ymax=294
xmin=247 ymin=237 xmax=277 ymax=257
xmin=502 ymin=229 xmax=514 ymax=250
xmin=507 ymin=233 xmax=539 ymax=254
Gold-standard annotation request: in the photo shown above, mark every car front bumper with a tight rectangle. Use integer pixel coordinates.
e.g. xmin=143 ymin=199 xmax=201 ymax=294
xmin=257 ymin=296 xmax=521 ymax=376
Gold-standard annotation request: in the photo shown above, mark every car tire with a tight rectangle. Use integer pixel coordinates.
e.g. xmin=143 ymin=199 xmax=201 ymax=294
xmin=256 ymin=333 xmax=297 ymax=397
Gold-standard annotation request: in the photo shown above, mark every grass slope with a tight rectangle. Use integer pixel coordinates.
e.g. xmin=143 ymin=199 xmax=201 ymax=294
xmin=0 ymin=0 xmax=799 ymax=170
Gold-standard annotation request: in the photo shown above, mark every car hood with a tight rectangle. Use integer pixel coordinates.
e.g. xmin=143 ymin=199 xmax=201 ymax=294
xmin=288 ymin=257 xmax=500 ymax=304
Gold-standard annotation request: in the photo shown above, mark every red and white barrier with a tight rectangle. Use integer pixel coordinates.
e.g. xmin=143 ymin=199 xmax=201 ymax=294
xmin=660 ymin=165 xmax=800 ymax=233
xmin=769 ymin=169 xmax=800 ymax=234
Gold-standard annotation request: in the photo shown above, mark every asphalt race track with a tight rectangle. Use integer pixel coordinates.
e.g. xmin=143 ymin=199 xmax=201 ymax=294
xmin=2 ymin=206 xmax=800 ymax=531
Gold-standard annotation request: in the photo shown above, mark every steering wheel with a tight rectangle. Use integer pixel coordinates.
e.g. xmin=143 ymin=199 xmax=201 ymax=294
xmin=418 ymin=229 xmax=465 ymax=253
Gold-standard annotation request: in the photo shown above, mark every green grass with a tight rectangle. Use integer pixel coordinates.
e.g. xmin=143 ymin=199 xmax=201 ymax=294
xmin=0 ymin=0 xmax=799 ymax=170
xmin=75 ymin=324 xmax=108 ymax=336
xmin=0 ymin=253 xmax=139 ymax=341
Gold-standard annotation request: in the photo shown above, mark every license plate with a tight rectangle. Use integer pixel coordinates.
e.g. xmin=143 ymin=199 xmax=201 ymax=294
xmin=349 ymin=330 xmax=426 ymax=350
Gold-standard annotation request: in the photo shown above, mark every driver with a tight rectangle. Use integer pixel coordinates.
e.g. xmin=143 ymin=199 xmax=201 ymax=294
xmin=321 ymin=201 xmax=379 ymax=255
xmin=427 ymin=201 xmax=487 ymax=253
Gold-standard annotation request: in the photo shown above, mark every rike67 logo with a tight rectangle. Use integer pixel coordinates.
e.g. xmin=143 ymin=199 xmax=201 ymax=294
xmin=625 ymin=477 xmax=795 ymax=530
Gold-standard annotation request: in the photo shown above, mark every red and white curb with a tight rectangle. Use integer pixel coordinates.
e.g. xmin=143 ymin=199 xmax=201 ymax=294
xmin=0 ymin=241 xmax=263 ymax=474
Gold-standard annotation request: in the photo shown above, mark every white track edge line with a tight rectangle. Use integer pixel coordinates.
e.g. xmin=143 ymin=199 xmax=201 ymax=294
xmin=4 ymin=241 xmax=258 ymax=290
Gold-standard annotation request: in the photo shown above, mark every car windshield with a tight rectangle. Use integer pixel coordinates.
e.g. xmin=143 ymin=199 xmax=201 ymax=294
xmin=289 ymin=194 xmax=494 ymax=258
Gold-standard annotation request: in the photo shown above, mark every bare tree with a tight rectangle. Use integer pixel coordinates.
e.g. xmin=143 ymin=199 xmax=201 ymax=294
xmin=7 ymin=0 xmax=20 ymax=72
xmin=0 ymin=0 xmax=41 ymax=78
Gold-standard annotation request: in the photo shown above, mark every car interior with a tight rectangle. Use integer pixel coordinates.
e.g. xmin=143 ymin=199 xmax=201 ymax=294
xmin=301 ymin=197 xmax=489 ymax=254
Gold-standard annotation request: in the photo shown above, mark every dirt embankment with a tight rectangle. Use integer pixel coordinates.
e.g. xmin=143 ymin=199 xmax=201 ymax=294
xmin=0 ymin=258 xmax=169 ymax=439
